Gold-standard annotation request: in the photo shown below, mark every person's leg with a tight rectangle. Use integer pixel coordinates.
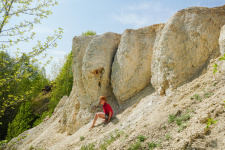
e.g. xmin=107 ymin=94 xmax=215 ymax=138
xmin=90 ymin=112 xmax=105 ymax=128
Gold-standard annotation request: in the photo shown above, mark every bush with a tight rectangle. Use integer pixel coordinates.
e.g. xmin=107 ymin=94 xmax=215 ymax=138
xmin=82 ymin=30 xmax=96 ymax=36
xmin=128 ymin=141 xmax=142 ymax=150
xmin=168 ymin=114 xmax=176 ymax=123
xmin=148 ymin=142 xmax=159 ymax=149
xmin=137 ymin=135 xmax=147 ymax=142
xmin=80 ymin=136 xmax=85 ymax=141
xmin=80 ymin=143 xmax=95 ymax=150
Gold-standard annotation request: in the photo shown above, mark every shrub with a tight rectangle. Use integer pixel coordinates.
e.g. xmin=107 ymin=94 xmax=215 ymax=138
xmin=80 ymin=143 xmax=95 ymax=150
xmin=165 ymin=134 xmax=171 ymax=140
xmin=80 ymin=136 xmax=85 ymax=141
xmin=128 ymin=141 xmax=142 ymax=150
xmin=203 ymin=92 xmax=213 ymax=98
xmin=137 ymin=135 xmax=147 ymax=142
xmin=206 ymin=118 xmax=218 ymax=129
xmin=168 ymin=114 xmax=176 ymax=123
xmin=168 ymin=110 xmax=191 ymax=132
xmin=190 ymin=94 xmax=202 ymax=101
xmin=82 ymin=30 xmax=96 ymax=36
xmin=148 ymin=142 xmax=158 ymax=149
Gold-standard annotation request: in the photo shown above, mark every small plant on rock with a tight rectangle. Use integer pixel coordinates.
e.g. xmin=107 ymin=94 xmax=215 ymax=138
xmin=206 ymin=118 xmax=218 ymax=129
xmin=128 ymin=141 xmax=142 ymax=150
xmin=82 ymin=30 xmax=96 ymax=36
xmin=168 ymin=114 xmax=176 ymax=123
xmin=80 ymin=143 xmax=95 ymax=150
xmin=137 ymin=135 xmax=147 ymax=142
xmin=190 ymin=94 xmax=202 ymax=101
xmin=204 ymin=92 xmax=213 ymax=98
xmin=80 ymin=136 xmax=85 ymax=141
xmin=165 ymin=134 xmax=171 ymax=140
xmin=148 ymin=142 xmax=160 ymax=150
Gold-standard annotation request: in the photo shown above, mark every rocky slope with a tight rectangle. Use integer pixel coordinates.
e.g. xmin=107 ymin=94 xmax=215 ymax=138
xmin=6 ymin=5 xmax=225 ymax=150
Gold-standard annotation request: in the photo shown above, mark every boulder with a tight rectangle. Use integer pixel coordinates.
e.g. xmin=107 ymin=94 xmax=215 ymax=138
xmin=82 ymin=32 xmax=121 ymax=109
xmin=111 ymin=24 xmax=165 ymax=103
xmin=151 ymin=5 xmax=225 ymax=95
xmin=219 ymin=25 xmax=225 ymax=55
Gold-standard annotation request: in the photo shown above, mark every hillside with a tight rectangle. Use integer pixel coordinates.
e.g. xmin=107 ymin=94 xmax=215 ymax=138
xmin=5 ymin=5 xmax=225 ymax=150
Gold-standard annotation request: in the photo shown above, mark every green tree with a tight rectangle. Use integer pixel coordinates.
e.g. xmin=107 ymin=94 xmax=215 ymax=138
xmin=6 ymin=101 xmax=33 ymax=141
xmin=33 ymin=52 xmax=73 ymax=126
xmin=49 ymin=52 xmax=73 ymax=109
xmin=0 ymin=51 xmax=50 ymax=140
xmin=0 ymin=0 xmax=63 ymax=124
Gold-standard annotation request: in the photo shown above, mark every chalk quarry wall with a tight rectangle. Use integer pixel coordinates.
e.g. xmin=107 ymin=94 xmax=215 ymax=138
xmin=58 ymin=5 xmax=225 ymax=135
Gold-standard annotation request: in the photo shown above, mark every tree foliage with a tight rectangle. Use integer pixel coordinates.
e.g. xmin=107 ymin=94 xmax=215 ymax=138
xmin=6 ymin=101 xmax=33 ymax=141
xmin=33 ymin=51 xmax=73 ymax=126
xmin=0 ymin=0 xmax=63 ymax=124
xmin=0 ymin=51 xmax=50 ymax=140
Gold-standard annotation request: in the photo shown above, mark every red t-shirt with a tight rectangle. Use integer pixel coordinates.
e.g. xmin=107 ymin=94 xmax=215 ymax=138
xmin=103 ymin=102 xmax=113 ymax=116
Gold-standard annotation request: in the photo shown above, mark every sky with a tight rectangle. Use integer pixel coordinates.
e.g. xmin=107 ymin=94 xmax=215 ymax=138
xmin=6 ymin=0 xmax=225 ymax=79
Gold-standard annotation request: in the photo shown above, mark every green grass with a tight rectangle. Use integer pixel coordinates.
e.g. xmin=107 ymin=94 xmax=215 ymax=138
xmin=175 ymin=114 xmax=191 ymax=126
xmin=99 ymin=129 xmax=124 ymax=150
xmin=206 ymin=118 xmax=218 ymax=129
xmin=80 ymin=136 xmax=85 ymax=141
xmin=204 ymin=92 xmax=213 ymax=98
xmin=190 ymin=94 xmax=202 ymax=101
xmin=29 ymin=145 xmax=34 ymax=150
xmin=148 ymin=142 xmax=159 ymax=150
xmin=168 ymin=110 xmax=191 ymax=132
xmin=165 ymin=134 xmax=171 ymax=140
xmin=80 ymin=143 xmax=95 ymax=150
xmin=168 ymin=114 xmax=176 ymax=123
xmin=137 ymin=135 xmax=147 ymax=142
xmin=128 ymin=141 xmax=142 ymax=150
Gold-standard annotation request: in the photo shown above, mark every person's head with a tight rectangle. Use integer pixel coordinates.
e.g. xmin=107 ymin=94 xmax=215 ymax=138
xmin=99 ymin=96 xmax=106 ymax=105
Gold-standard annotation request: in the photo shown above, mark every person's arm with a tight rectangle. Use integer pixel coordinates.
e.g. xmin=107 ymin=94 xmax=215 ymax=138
xmin=107 ymin=111 xmax=112 ymax=123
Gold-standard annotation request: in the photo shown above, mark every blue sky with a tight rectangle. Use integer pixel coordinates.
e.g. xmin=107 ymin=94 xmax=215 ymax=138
xmin=9 ymin=0 xmax=225 ymax=79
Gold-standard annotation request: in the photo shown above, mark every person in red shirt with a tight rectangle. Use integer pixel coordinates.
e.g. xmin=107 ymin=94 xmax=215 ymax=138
xmin=90 ymin=96 xmax=113 ymax=129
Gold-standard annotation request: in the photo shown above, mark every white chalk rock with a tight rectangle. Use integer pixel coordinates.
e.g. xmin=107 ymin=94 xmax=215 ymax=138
xmin=151 ymin=6 xmax=225 ymax=95
xmin=111 ymin=24 xmax=165 ymax=103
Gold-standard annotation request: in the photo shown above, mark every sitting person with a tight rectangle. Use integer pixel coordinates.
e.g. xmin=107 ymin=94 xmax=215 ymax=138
xmin=90 ymin=96 xmax=113 ymax=129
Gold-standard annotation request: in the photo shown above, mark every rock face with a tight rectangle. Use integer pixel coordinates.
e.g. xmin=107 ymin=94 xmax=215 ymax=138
xmin=60 ymin=36 xmax=94 ymax=134
xmin=82 ymin=32 xmax=121 ymax=108
xmin=151 ymin=5 xmax=225 ymax=95
xmin=111 ymin=24 xmax=165 ymax=103
xmin=60 ymin=33 xmax=121 ymax=134
xmin=219 ymin=25 xmax=225 ymax=55
xmin=6 ymin=5 xmax=225 ymax=150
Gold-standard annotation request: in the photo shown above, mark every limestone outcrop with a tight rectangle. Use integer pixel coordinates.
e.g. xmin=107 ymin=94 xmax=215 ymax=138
xmin=111 ymin=24 xmax=164 ymax=103
xmin=151 ymin=5 xmax=225 ymax=95
xmin=219 ymin=25 xmax=225 ymax=55
xmin=60 ymin=33 xmax=121 ymax=134
xmin=82 ymin=32 xmax=121 ymax=108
